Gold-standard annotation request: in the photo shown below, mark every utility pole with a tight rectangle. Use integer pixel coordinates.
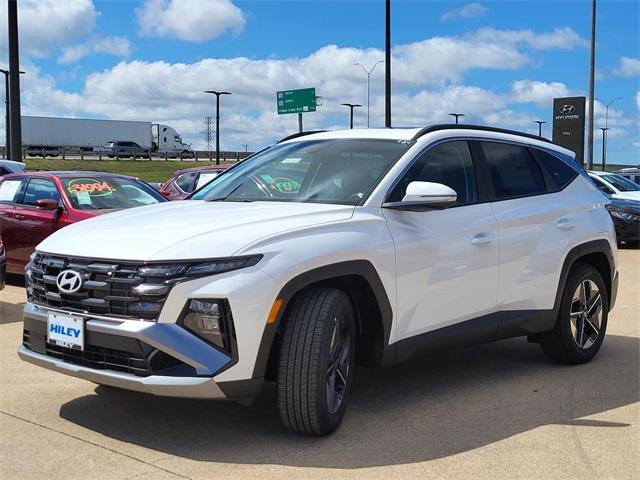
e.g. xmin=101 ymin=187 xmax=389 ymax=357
xmin=203 ymin=116 xmax=213 ymax=150
xmin=586 ymin=0 xmax=597 ymax=169
xmin=204 ymin=90 xmax=231 ymax=165
xmin=7 ymin=0 xmax=22 ymax=160
xmin=242 ymin=143 xmax=248 ymax=152
xmin=533 ymin=120 xmax=547 ymax=137
xmin=354 ymin=61 xmax=383 ymax=128
xmin=385 ymin=0 xmax=392 ymax=127
xmin=449 ymin=113 xmax=465 ymax=124
xmin=341 ymin=103 xmax=362 ymax=129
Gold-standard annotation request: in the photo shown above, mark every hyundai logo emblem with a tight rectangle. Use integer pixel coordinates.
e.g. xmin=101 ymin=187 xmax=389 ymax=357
xmin=56 ymin=270 xmax=83 ymax=294
xmin=559 ymin=105 xmax=576 ymax=115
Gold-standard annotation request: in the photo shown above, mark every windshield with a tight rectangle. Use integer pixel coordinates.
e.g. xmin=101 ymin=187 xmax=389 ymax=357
xmin=62 ymin=176 xmax=165 ymax=210
xmin=191 ymin=139 xmax=410 ymax=205
xmin=602 ymin=174 xmax=640 ymax=192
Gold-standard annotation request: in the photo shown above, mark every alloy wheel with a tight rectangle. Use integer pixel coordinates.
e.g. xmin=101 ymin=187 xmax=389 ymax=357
xmin=326 ymin=316 xmax=351 ymax=414
xmin=569 ymin=279 xmax=603 ymax=349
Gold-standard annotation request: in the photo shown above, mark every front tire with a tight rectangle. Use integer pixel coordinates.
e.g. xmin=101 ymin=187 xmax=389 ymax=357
xmin=277 ymin=287 xmax=355 ymax=436
xmin=540 ymin=263 xmax=608 ymax=364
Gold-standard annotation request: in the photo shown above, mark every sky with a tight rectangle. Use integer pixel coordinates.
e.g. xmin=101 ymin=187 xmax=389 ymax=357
xmin=0 ymin=0 xmax=638 ymax=164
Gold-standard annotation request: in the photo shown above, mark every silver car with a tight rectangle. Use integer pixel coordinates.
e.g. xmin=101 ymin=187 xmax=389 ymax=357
xmin=103 ymin=141 xmax=150 ymax=158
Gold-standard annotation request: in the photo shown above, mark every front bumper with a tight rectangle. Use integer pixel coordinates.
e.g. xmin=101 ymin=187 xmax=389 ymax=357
xmin=19 ymin=303 xmax=234 ymax=399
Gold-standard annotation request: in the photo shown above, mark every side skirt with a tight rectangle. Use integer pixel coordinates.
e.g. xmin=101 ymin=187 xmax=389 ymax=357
xmin=395 ymin=309 xmax=556 ymax=364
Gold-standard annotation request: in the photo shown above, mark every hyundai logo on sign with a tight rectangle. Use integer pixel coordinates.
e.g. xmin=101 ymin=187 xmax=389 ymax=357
xmin=555 ymin=104 xmax=579 ymax=121
xmin=56 ymin=270 xmax=83 ymax=294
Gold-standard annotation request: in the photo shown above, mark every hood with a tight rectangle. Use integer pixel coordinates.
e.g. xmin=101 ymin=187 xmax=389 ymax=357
xmin=37 ymin=200 xmax=355 ymax=261
xmin=612 ymin=191 xmax=640 ymax=201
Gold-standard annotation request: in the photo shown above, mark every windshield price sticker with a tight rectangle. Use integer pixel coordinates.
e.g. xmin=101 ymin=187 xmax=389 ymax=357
xmin=67 ymin=178 xmax=116 ymax=197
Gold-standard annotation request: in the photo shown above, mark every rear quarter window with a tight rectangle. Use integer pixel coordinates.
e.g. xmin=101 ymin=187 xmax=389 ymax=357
xmin=529 ymin=148 xmax=578 ymax=191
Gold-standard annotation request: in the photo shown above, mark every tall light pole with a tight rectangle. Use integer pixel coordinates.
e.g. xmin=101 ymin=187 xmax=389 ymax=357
xmin=596 ymin=97 xmax=621 ymax=171
xmin=533 ymin=120 xmax=547 ymax=137
xmin=586 ymin=0 xmax=597 ymax=170
xmin=385 ymin=0 xmax=391 ymax=128
xmin=0 ymin=68 xmax=24 ymax=158
xmin=204 ymin=90 xmax=231 ymax=165
xmin=341 ymin=103 xmax=362 ymax=129
xmin=7 ymin=0 xmax=23 ymax=160
xmin=354 ymin=61 xmax=383 ymax=128
xmin=449 ymin=113 xmax=465 ymax=124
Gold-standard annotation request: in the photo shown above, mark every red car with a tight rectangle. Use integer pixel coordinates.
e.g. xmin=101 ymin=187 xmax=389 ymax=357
xmin=159 ymin=165 xmax=227 ymax=200
xmin=0 ymin=171 xmax=166 ymax=274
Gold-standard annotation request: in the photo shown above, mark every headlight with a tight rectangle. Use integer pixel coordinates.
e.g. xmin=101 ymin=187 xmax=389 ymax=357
xmin=609 ymin=210 xmax=640 ymax=221
xmin=138 ymin=255 xmax=262 ymax=279
xmin=181 ymin=299 xmax=232 ymax=351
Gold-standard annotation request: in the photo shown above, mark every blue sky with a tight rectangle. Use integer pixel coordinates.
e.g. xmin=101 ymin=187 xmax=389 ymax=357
xmin=1 ymin=0 xmax=638 ymax=164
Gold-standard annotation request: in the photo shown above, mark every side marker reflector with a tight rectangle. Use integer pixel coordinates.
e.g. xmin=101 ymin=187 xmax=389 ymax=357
xmin=267 ymin=298 xmax=284 ymax=325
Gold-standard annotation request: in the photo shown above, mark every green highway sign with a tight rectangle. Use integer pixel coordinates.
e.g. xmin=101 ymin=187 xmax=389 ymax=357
xmin=277 ymin=87 xmax=316 ymax=114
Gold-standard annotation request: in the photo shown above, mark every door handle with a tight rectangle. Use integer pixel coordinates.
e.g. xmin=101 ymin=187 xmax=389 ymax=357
xmin=14 ymin=214 xmax=26 ymax=221
xmin=470 ymin=232 xmax=496 ymax=245
xmin=556 ymin=217 xmax=576 ymax=230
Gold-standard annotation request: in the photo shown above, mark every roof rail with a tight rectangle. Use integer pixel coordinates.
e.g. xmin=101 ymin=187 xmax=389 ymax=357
xmin=411 ymin=124 xmax=553 ymax=144
xmin=277 ymin=130 xmax=326 ymax=143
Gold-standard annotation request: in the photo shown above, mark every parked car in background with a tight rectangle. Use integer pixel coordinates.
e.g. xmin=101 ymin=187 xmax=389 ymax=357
xmin=159 ymin=165 xmax=228 ymax=200
xmin=588 ymin=171 xmax=640 ymax=201
xmin=616 ymin=167 xmax=640 ymax=185
xmin=0 ymin=171 xmax=166 ymax=274
xmin=0 ymin=238 xmax=5 ymax=290
xmin=102 ymin=141 xmax=150 ymax=158
xmin=0 ymin=160 xmax=26 ymax=176
xmin=605 ymin=196 xmax=640 ymax=246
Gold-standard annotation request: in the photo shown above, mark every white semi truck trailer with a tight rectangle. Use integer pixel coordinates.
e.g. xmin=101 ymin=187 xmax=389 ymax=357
xmin=21 ymin=116 xmax=193 ymax=156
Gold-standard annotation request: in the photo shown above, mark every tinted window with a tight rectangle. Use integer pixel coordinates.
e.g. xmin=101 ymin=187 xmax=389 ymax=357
xmin=22 ymin=178 xmax=60 ymax=205
xmin=601 ymin=174 xmax=640 ymax=192
xmin=61 ymin=176 xmax=165 ymax=210
xmin=529 ymin=148 xmax=578 ymax=190
xmin=388 ymin=141 xmax=478 ymax=205
xmin=590 ymin=176 xmax=614 ymax=194
xmin=0 ymin=167 xmax=10 ymax=176
xmin=482 ymin=142 xmax=546 ymax=199
xmin=0 ymin=179 xmax=24 ymax=202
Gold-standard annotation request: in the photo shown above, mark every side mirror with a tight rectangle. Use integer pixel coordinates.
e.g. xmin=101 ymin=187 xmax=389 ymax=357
xmin=35 ymin=199 xmax=60 ymax=210
xmin=383 ymin=181 xmax=457 ymax=211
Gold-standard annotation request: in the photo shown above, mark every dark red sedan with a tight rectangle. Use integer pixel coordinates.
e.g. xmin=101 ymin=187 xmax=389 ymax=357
xmin=159 ymin=165 xmax=227 ymax=200
xmin=0 ymin=171 xmax=166 ymax=274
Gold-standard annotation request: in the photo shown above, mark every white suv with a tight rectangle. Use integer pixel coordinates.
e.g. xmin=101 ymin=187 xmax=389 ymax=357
xmin=19 ymin=126 xmax=618 ymax=436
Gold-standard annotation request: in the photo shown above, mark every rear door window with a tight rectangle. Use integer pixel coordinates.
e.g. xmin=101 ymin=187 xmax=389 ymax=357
xmin=481 ymin=142 xmax=546 ymax=200
xmin=0 ymin=179 xmax=25 ymax=203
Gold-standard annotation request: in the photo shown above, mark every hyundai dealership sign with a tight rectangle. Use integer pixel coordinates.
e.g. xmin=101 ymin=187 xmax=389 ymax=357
xmin=552 ymin=96 xmax=586 ymax=165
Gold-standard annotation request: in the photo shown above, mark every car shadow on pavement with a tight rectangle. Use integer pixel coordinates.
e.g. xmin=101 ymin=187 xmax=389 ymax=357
xmin=0 ymin=274 xmax=26 ymax=324
xmin=59 ymin=334 xmax=639 ymax=469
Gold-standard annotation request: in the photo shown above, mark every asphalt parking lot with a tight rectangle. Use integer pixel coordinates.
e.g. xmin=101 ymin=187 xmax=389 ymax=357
xmin=1 ymin=249 xmax=638 ymax=480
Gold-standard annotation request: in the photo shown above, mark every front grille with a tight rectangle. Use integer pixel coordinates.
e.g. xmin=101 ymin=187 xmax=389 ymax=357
xmin=26 ymin=254 xmax=188 ymax=321
xmin=23 ymin=328 xmax=196 ymax=377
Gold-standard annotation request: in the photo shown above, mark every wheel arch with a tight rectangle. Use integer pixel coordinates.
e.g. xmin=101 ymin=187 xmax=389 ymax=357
xmin=252 ymin=260 xmax=396 ymax=381
xmin=553 ymin=239 xmax=615 ymax=316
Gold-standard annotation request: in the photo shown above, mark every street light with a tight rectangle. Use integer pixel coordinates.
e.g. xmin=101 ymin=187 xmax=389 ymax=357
xmin=354 ymin=61 xmax=383 ymax=128
xmin=204 ymin=90 xmax=231 ymax=165
xmin=600 ymin=127 xmax=610 ymax=171
xmin=533 ymin=120 xmax=547 ymax=138
xmin=596 ymin=97 xmax=621 ymax=171
xmin=341 ymin=103 xmax=362 ymax=129
xmin=449 ymin=113 xmax=465 ymax=124
xmin=0 ymin=68 xmax=24 ymax=158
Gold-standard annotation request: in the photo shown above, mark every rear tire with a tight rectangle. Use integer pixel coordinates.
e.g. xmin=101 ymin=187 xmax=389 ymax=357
xmin=277 ymin=287 xmax=355 ymax=436
xmin=540 ymin=263 xmax=608 ymax=364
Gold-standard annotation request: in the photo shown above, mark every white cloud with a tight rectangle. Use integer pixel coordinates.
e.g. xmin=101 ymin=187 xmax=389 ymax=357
xmin=441 ymin=2 xmax=487 ymax=22
xmin=0 ymin=0 xmax=98 ymax=58
xmin=510 ymin=80 xmax=570 ymax=107
xmin=136 ymin=0 xmax=245 ymax=42
xmin=613 ymin=57 xmax=640 ymax=77
xmin=59 ymin=36 xmax=132 ymax=64
xmin=468 ymin=27 xmax=588 ymax=50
